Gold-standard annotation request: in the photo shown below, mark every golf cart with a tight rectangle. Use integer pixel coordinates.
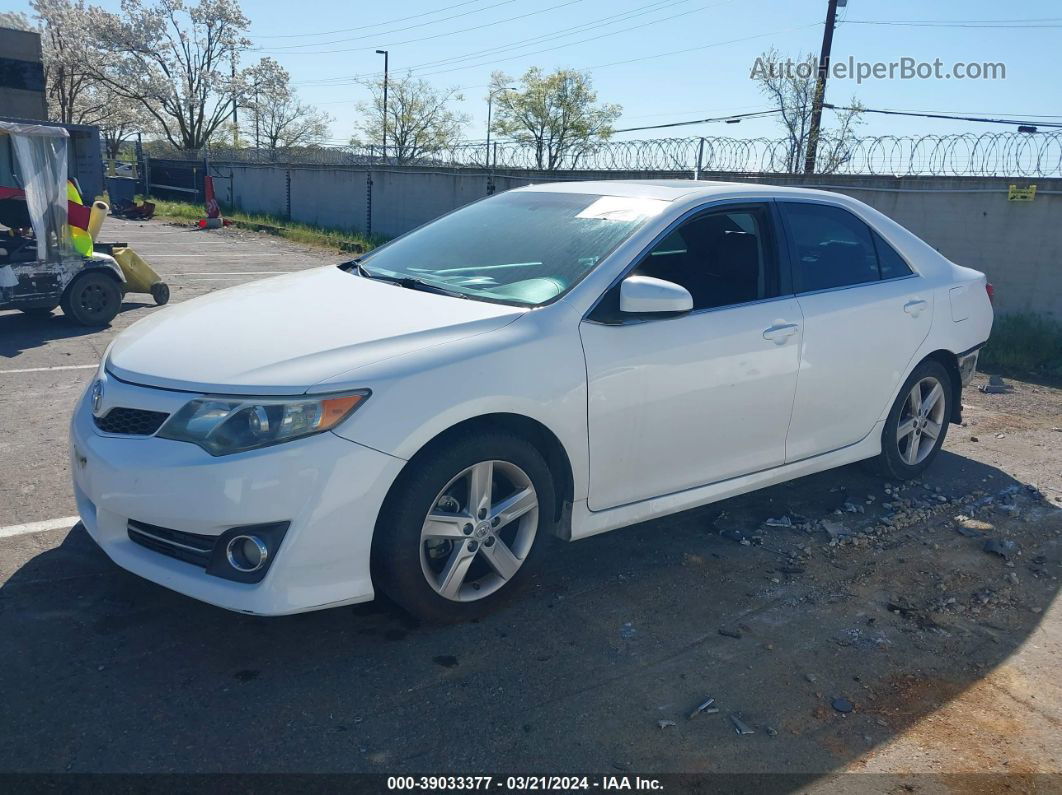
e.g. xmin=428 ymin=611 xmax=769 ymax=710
xmin=0 ymin=120 xmax=165 ymax=326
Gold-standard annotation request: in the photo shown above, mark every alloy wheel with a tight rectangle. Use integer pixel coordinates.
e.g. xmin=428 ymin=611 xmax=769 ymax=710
xmin=419 ymin=460 xmax=539 ymax=602
xmin=896 ymin=376 xmax=946 ymax=466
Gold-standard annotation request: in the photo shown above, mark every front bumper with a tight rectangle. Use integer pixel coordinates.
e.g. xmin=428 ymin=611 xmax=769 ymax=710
xmin=69 ymin=374 xmax=405 ymax=615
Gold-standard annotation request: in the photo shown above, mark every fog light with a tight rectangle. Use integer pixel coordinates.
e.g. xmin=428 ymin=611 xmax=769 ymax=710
xmin=226 ymin=534 xmax=269 ymax=572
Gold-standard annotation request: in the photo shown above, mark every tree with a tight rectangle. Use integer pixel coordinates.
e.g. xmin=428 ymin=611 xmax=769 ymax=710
xmin=30 ymin=1 xmax=153 ymax=157
xmin=489 ymin=67 xmax=621 ymax=170
xmin=244 ymin=58 xmax=331 ymax=152
xmin=90 ymin=0 xmax=251 ymax=151
xmin=31 ymin=0 xmax=101 ymax=125
xmin=0 ymin=11 xmax=34 ymax=29
xmin=751 ymin=49 xmax=863 ymax=174
xmin=355 ymin=72 xmax=468 ymax=163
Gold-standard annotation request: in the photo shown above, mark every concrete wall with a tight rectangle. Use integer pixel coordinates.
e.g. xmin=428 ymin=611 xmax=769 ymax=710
xmin=204 ymin=160 xmax=1062 ymax=317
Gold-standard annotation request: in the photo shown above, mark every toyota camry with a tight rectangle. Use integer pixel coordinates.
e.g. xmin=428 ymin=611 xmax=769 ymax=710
xmin=70 ymin=181 xmax=993 ymax=621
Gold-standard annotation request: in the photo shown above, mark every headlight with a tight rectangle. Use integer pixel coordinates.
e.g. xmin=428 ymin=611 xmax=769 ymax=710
xmin=157 ymin=390 xmax=370 ymax=456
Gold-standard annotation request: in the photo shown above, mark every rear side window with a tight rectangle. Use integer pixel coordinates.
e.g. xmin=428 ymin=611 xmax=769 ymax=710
xmin=872 ymin=230 xmax=914 ymax=279
xmin=780 ymin=202 xmax=879 ymax=292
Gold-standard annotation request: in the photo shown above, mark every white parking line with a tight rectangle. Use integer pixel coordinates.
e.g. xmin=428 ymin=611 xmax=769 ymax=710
xmin=0 ymin=516 xmax=80 ymax=540
xmin=0 ymin=364 xmax=97 ymax=374
xmin=165 ymin=271 xmax=294 ymax=276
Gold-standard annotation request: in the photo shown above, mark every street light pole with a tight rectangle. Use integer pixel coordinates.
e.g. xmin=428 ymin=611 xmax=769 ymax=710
xmin=486 ymin=86 xmax=515 ymax=169
xmin=376 ymin=49 xmax=389 ymax=163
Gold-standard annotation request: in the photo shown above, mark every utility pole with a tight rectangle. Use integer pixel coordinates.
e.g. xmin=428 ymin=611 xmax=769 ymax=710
xmin=254 ymin=81 xmax=260 ymax=153
xmin=803 ymin=0 xmax=841 ymax=174
xmin=376 ymin=49 xmax=389 ymax=163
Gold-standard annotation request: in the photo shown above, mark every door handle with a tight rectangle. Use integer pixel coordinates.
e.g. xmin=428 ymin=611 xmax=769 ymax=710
xmin=762 ymin=322 xmax=799 ymax=343
xmin=904 ymin=299 xmax=928 ymax=317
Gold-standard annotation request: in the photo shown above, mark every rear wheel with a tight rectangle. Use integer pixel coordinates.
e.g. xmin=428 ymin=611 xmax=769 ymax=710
xmin=372 ymin=432 xmax=555 ymax=623
xmin=876 ymin=360 xmax=952 ymax=480
xmin=62 ymin=271 xmax=121 ymax=326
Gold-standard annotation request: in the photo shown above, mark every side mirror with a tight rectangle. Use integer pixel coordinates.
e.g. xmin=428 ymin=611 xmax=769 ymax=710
xmin=619 ymin=275 xmax=693 ymax=314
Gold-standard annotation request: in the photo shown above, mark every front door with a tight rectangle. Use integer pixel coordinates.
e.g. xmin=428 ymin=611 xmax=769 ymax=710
xmin=580 ymin=203 xmax=803 ymax=512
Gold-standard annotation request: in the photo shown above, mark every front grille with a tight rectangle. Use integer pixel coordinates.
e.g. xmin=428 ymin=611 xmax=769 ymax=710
xmin=127 ymin=520 xmax=216 ymax=568
xmin=94 ymin=407 xmax=169 ymax=436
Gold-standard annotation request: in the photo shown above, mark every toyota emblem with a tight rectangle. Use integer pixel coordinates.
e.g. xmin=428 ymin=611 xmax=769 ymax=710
xmin=90 ymin=379 xmax=104 ymax=415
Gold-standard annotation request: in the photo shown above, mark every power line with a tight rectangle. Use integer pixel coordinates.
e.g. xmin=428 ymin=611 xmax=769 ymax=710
xmin=825 ymin=104 xmax=1062 ymax=129
xmin=252 ymin=0 xmax=499 ymax=38
xmin=613 ymin=109 xmax=782 ymax=133
xmin=337 ymin=0 xmax=779 ymax=82
xmin=296 ymin=20 xmax=819 ymax=89
xmin=844 ymin=18 xmax=1062 ymax=29
xmin=295 ymin=0 xmax=694 ymax=86
xmin=254 ymin=0 xmax=588 ymax=55
xmin=576 ymin=22 xmax=820 ymax=73
xmin=253 ymin=0 xmax=519 ymax=50
xmin=356 ymin=0 xmax=698 ymax=76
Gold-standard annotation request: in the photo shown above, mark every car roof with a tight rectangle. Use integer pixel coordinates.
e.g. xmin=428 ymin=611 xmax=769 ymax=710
xmin=514 ymin=179 xmax=843 ymax=202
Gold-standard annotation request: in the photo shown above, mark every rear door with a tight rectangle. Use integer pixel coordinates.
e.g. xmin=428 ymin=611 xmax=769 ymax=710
xmin=778 ymin=201 xmax=933 ymax=462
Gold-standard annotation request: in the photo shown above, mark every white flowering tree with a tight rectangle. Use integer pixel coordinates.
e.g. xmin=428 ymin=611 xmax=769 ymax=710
xmin=243 ymin=58 xmax=331 ymax=152
xmin=90 ymin=0 xmax=251 ymax=151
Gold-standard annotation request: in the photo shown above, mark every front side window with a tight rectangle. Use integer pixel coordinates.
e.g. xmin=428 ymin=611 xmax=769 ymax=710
xmin=354 ymin=191 xmax=669 ymax=306
xmin=633 ymin=206 xmax=773 ymax=311
xmin=780 ymin=202 xmax=879 ymax=292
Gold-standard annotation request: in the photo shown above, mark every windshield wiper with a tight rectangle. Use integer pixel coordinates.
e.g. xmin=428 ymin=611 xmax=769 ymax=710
xmin=353 ymin=263 xmax=468 ymax=299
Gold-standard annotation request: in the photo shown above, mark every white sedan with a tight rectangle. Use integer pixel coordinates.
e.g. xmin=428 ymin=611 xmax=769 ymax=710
xmin=70 ymin=180 xmax=993 ymax=621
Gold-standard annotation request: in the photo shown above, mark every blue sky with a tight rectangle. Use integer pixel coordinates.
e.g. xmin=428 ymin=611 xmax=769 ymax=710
xmin=15 ymin=0 xmax=1062 ymax=143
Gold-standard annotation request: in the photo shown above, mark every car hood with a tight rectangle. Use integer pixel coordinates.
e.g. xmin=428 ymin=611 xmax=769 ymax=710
xmin=106 ymin=266 xmax=525 ymax=394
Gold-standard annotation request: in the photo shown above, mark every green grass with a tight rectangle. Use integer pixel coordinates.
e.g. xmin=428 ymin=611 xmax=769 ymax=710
xmin=146 ymin=198 xmax=381 ymax=254
xmin=980 ymin=312 xmax=1062 ymax=378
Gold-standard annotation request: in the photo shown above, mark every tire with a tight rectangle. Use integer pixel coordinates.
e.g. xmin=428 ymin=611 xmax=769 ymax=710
xmin=876 ymin=359 xmax=953 ymax=480
xmin=61 ymin=271 xmax=122 ymax=326
xmin=19 ymin=305 xmax=58 ymax=318
xmin=372 ymin=432 xmax=556 ymax=623
xmin=150 ymin=282 xmax=170 ymax=306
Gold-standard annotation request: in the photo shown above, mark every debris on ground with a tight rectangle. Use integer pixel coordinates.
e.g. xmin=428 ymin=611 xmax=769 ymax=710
xmin=821 ymin=519 xmax=852 ymax=540
xmin=718 ymin=628 xmax=742 ymax=639
xmin=729 ymin=714 xmax=756 ymax=735
xmin=980 ymin=375 xmax=1013 ymax=394
xmin=688 ymin=697 xmax=717 ymax=719
xmin=619 ymin=622 xmax=637 ymax=639
xmin=983 ymin=538 xmax=1018 ymax=560
xmin=766 ymin=726 xmax=779 ymax=737
xmin=765 ymin=515 xmax=792 ymax=528
xmin=832 ymin=697 xmax=854 ymax=714
xmin=657 ymin=719 xmax=676 ymax=729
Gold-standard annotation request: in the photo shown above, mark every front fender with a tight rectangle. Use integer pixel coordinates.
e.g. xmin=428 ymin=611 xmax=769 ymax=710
xmin=328 ymin=310 xmax=591 ymax=502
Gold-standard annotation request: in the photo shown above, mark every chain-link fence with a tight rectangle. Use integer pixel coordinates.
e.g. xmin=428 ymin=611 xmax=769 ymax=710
xmin=151 ymin=132 xmax=1062 ymax=177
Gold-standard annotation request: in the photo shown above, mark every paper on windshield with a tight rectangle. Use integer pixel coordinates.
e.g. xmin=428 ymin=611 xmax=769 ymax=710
xmin=576 ymin=196 xmax=670 ymax=222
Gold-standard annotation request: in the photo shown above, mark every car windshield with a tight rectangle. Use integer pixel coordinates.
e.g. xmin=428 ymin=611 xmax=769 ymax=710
xmin=354 ymin=191 xmax=670 ymax=306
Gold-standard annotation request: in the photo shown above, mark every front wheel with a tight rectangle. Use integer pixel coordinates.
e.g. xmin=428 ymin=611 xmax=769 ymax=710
xmin=876 ymin=359 xmax=952 ymax=480
xmin=372 ymin=432 xmax=555 ymax=623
